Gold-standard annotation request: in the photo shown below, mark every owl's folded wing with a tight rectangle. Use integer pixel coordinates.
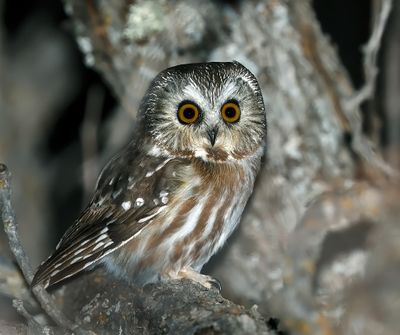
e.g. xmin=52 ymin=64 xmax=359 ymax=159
xmin=31 ymin=205 xmax=165 ymax=288
xmin=32 ymin=146 xmax=178 ymax=288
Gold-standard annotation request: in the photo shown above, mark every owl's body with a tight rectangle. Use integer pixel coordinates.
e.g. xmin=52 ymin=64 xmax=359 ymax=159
xmin=33 ymin=62 xmax=266 ymax=289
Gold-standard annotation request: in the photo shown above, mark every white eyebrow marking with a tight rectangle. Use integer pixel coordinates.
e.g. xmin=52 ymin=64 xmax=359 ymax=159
xmin=183 ymin=84 xmax=207 ymax=105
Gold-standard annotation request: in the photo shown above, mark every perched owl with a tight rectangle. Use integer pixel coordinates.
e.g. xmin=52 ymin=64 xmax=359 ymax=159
xmin=32 ymin=62 xmax=266 ymax=290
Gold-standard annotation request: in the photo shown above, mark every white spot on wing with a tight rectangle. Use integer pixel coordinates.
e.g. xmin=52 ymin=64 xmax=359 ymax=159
xmin=82 ymin=253 xmax=93 ymax=260
xmin=92 ymin=242 xmax=105 ymax=251
xmin=121 ymin=201 xmax=132 ymax=211
xmin=79 ymin=239 xmax=90 ymax=247
xmin=94 ymin=234 xmax=107 ymax=243
xmin=161 ymin=196 xmax=168 ymax=204
xmin=138 ymin=206 xmax=167 ymax=223
xmin=135 ymin=198 xmax=144 ymax=207
xmin=127 ymin=176 xmax=135 ymax=190
xmin=159 ymin=190 xmax=168 ymax=197
xmin=73 ymin=248 xmax=86 ymax=256
xmin=50 ymin=270 xmax=61 ymax=277
xmin=112 ymin=189 xmax=123 ymax=198
xmin=70 ymin=256 xmax=83 ymax=264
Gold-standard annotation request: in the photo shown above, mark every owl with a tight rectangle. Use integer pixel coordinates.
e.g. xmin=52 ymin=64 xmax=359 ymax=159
xmin=32 ymin=62 xmax=266 ymax=290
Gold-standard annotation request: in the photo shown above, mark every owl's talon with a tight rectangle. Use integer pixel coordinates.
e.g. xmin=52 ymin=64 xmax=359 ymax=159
xmin=169 ymin=268 xmax=221 ymax=291
xmin=207 ymin=277 xmax=222 ymax=292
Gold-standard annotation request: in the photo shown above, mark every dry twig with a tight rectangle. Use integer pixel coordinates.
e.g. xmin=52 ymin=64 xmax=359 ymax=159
xmin=346 ymin=0 xmax=393 ymax=110
xmin=0 ymin=163 xmax=89 ymax=334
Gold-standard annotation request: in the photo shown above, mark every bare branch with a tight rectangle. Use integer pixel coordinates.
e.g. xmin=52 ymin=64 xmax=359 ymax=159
xmin=59 ymin=269 xmax=275 ymax=335
xmin=13 ymin=299 xmax=56 ymax=335
xmin=346 ymin=0 xmax=393 ymax=110
xmin=0 ymin=164 xmax=34 ymax=283
xmin=0 ymin=163 xmax=89 ymax=334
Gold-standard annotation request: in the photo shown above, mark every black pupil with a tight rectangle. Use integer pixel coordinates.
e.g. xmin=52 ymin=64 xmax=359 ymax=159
xmin=225 ymin=107 xmax=237 ymax=119
xmin=183 ymin=107 xmax=196 ymax=120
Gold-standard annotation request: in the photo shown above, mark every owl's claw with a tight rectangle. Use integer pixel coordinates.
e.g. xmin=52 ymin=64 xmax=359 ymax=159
xmin=207 ymin=277 xmax=222 ymax=292
xmin=168 ymin=268 xmax=222 ymax=291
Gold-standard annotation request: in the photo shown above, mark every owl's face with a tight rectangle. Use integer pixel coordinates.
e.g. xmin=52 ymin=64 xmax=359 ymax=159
xmin=140 ymin=62 xmax=266 ymax=162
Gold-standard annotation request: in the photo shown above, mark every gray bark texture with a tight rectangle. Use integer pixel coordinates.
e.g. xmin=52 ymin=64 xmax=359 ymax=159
xmin=0 ymin=0 xmax=399 ymax=334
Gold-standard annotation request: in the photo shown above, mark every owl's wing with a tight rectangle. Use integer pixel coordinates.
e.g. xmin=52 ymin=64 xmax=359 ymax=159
xmin=32 ymin=145 xmax=180 ymax=288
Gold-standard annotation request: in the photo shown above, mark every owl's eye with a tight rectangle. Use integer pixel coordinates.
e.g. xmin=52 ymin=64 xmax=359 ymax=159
xmin=221 ymin=102 xmax=241 ymax=123
xmin=177 ymin=103 xmax=200 ymax=124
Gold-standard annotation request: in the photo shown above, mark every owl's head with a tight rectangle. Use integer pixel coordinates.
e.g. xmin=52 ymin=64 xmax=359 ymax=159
xmin=140 ymin=62 xmax=266 ymax=162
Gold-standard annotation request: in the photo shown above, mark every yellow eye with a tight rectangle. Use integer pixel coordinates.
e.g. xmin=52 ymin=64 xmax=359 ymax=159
xmin=221 ymin=102 xmax=241 ymax=123
xmin=177 ymin=103 xmax=200 ymax=124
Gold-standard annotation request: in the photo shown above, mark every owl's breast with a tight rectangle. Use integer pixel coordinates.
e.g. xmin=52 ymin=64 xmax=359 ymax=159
xmin=156 ymin=157 xmax=257 ymax=270
xmin=108 ymin=155 xmax=258 ymax=284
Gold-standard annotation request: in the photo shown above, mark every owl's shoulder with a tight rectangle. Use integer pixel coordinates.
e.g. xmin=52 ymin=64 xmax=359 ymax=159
xmin=91 ymin=142 xmax=188 ymax=209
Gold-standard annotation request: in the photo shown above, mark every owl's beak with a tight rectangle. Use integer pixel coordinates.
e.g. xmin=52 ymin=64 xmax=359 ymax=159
xmin=206 ymin=127 xmax=219 ymax=146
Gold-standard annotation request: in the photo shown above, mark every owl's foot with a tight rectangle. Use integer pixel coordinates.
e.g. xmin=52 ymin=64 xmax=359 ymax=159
xmin=168 ymin=268 xmax=222 ymax=291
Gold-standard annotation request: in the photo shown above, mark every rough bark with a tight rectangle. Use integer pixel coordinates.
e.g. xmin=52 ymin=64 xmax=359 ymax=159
xmin=61 ymin=269 xmax=273 ymax=335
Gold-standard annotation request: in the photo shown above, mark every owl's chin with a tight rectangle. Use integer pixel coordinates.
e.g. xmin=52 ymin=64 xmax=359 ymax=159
xmin=148 ymin=142 xmax=247 ymax=163
xmin=196 ymin=146 xmax=229 ymax=162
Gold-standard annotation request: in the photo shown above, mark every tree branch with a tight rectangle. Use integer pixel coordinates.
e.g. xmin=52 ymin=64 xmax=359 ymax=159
xmin=59 ymin=268 xmax=274 ymax=335
xmin=346 ymin=0 xmax=393 ymax=110
xmin=0 ymin=163 xmax=89 ymax=334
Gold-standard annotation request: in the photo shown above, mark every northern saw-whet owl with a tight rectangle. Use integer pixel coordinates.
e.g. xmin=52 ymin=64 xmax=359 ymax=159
xmin=32 ymin=62 xmax=266 ymax=290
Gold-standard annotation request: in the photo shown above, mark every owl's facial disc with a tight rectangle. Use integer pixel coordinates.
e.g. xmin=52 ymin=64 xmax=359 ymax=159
xmin=142 ymin=62 xmax=266 ymax=162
